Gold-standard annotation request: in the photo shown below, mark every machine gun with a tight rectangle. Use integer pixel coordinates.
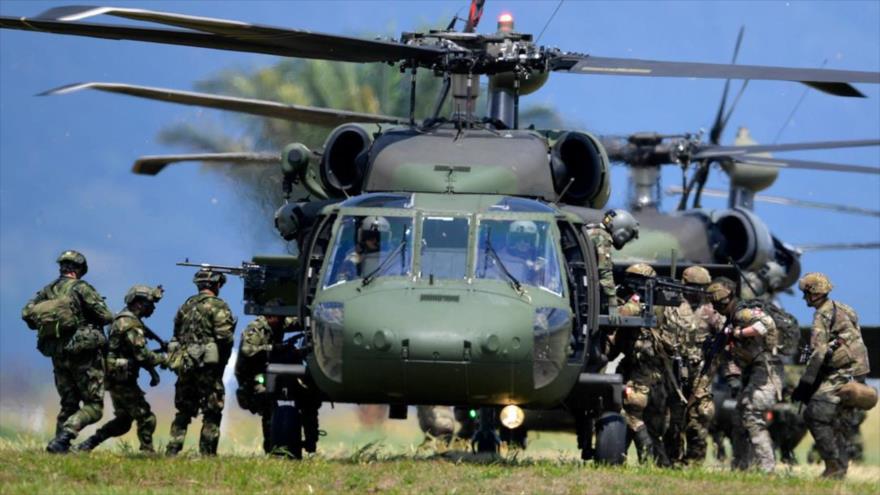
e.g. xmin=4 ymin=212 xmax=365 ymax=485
xmin=599 ymin=275 xmax=706 ymax=328
xmin=177 ymin=256 xmax=300 ymax=316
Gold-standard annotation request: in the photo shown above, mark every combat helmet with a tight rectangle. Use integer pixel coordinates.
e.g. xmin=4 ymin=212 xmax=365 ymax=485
xmin=57 ymin=249 xmax=88 ymax=275
xmin=507 ymin=220 xmax=539 ymax=250
xmin=682 ymin=266 xmax=711 ymax=285
xmin=124 ymin=284 xmax=164 ymax=306
xmin=193 ymin=268 xmax=227 ymax=288
xmin=625 ymin=263 xmax=656 ymax=278
xmin=602 ymin=209 xmax=639 ymax=249
xmin=799 ymin=272 xmax=833 ymax=296
xmin=358 ymin=215 xmax=391 ymax=244
xmin=707 ymin=277 xmax=737 ymax=303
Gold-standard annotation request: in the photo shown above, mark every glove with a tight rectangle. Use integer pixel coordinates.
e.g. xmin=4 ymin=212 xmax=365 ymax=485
xmin=791 ymin=379 xmax=813 ymax=404
xmin=261 ymin=344 xmax=273 ymax=353
xmin=148 ymin=367 xmax=161 ymax=387
xmin=727 ymin=376 xmax=742 ymax=398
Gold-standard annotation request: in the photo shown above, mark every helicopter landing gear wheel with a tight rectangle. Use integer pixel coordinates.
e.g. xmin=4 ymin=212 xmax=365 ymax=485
xmin=471 ymin=407 xmax=500 ymax=454
xmin=594 ymin=411 xmax=627 ymax=465
xmin=270 ymin=403 xmax=302 ymax=459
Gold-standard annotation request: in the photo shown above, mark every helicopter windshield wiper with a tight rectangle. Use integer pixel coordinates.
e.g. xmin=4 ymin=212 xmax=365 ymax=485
xmin=484 ymin=238 xmax=523 ymax=294
xmin=361 ymin=239 xmax=407 ymax=288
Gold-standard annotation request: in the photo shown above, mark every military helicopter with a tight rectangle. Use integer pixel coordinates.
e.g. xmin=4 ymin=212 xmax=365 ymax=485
xmin=2 ymin=1 xmax=878 ymax=459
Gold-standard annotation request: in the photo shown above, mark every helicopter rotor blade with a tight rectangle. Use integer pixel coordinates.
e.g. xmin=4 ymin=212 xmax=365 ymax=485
xmin=733 ymin=155 xmax=880 ymax=175
xmin=133 ymin=152 xmax=280 ymax=176
xmin=40 ymin=82 xmax=407 ymax=126
xmin=1 ymin=6 xmax=444 ymax=63
xmin=709 ymin=25 xmax=745 ymax=145
xmin=549 ymin=55 xmax=877 ymax=97
xmin=693 ymin=139 xmax=880 ymax=159
xmin=796 ymin=242 xmax=880 ymax=252
xmin=665 ymin=186 xmax=880 ymax=217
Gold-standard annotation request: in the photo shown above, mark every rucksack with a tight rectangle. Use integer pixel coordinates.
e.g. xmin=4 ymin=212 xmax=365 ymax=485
xmin=27 ymin=279 xmax=82 ymax=356
xmin=740 ymin=299 xmax=800 ymax=357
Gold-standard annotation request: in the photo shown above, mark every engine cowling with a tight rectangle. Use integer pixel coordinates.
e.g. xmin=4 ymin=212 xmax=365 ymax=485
xmin=321 ymin=124 xmax=378 ymax=196
xmin=548 ymin=131 xmax=610 ymax=208
xmin=711 ymin=208 xmax=774 ymax=271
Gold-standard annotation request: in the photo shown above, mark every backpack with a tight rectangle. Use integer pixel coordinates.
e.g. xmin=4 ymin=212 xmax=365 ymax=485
xmin=168 ymin=294 xmax=220 ymax=372
xmin=740 ymin=299 xmax=800 ymax=357
xmin=27 ymin=279 xmax=82 ymax=356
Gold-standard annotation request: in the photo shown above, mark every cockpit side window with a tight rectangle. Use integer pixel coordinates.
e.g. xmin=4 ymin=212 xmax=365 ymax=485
xmin=420 ymin=216 xmax=469 ymax=280
xmin=322 ymin=215 xmax=413 ymax=288
xmin=475 ymin=219 xmax=564 ymax=296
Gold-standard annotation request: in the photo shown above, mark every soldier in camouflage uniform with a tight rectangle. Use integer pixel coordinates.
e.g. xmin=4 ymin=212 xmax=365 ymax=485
xmin=662 ymin=265 xmax=724 ymax=465
xmin=76 ymin=285 xmax=167 ymax=453
xmin=608 ymin=263 xmax=669 ymax=464
xmin=165 ymin=269 xmax=236 ymax=456
xmin=586 ymin=209 xmax=639 ymax=315
xmin=235 ymin=311 xmax=297 ymax=453
xmin=708 ymin=277 xmax=782 ymax=473
xmin=22 ymin=250 xmax=113 ymax=453
xmin=794 ymin=272 xmax=870 ymax=478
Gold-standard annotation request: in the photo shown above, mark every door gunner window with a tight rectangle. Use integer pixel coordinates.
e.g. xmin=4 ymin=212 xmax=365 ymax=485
xmin=475 ymin=219 xmax=564 ymax=295
xmin=420 ymin=216 xmax=469 ymax=279
xmin=323 ymin=215 xmax=413 ymax=288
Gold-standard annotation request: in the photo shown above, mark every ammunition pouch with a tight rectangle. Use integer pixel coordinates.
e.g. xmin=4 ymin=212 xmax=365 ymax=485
xmin=836 ymin=381 xmax=878 ymax=410
xmin=105 ymin=357 xmax=132 ymax=381
xmin=63 ymin=326 xmax=107 ymax=355
xmin=829 ymin=342 xmax=856 ymax=369
xmin=203 ymin=341 xmax=219 ymax=365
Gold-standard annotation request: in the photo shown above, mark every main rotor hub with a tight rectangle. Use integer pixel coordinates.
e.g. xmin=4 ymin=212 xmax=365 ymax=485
xmin=400 ymin=30 xmax=551 ymax=75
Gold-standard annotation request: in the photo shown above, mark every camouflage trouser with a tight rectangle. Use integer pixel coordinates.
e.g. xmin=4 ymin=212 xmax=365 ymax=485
xmin=684 ymin=373 xmax=714 ymax=464
xmin=52 ymin=353 xmax=104 ymax=437
xmin=805 ymin=371 xmax=856 ymax=467
xmin=599 ymin=269 xmax=616 ymax=311
xmin=417 ymin=405 xmax=456 ymax=439
xmin=623 ymin=381 xmax=651 ymax=433
xmin=732 ymin=360 xmax=782 ymax=473
xmin=92 ymin=379 xmax=156 ymax=451
xmin=167 ymin=366 xmax=225 ymax=455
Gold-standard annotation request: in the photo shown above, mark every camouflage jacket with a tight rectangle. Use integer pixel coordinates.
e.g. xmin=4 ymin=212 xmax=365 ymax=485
xmin=728 ymin=305 xmax=777 ymax=368
xmin=171 ymin=292 xmax=236 ymax=363
xmin=108 ymin=310 xmax=165 ymax=370
xmin=585 ymin=225 xmax=615 ymax=297
xmin=234 ymin=316 xmax=295 ymax=385
xmin=611 ymin=295 xmax=666 ymax=385
xmin=670 ymin=302 xmax=725 ymax=363
xmin=22 ymin=276 xmax=113 ymax=331
xmin=807 ymin=299 xmax=870 ymax=378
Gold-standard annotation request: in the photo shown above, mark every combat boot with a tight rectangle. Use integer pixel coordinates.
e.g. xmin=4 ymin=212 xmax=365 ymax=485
xmin=633 ymin=428 xmax=654 ymax=464
xmin=46 ymin=431 xmax=75 ymax=454
xmin=73 ymin=433 xmax=105 ymax=452
xmin=821 ymin=458 xmax=847 ymax=479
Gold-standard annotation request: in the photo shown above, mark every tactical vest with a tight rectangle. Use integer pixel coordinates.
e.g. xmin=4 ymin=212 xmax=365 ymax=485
xmin=105 ymin=311 xmax=140 ymax=381
xmin=824 ymin=301 xmax=870 ymax=377
xmin=740 ymin=299 xmax=800 ymax=357
xmin=169 ymin=294 xmax=222 ymax=372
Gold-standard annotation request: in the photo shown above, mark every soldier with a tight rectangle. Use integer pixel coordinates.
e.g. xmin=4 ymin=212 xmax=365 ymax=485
xmin=586 ymin=209 xmax=639 ymax=315
xmin=165 ymin=268 xmax=236 ymax=456
xmin=793 ymin=272 xmax=870 ymax=478
xmin=75 ymin=285 xmax=167 ymax=453
xmin=608 ymin=262 xmax=667 ymax=465
xmin=708 ymin=276 xmax=782 ymax=473
xmin=662 ymin=265 xmax=723 ymax=465
xmin=235 ymin=307 xmax=298 ymax=454
xmin=21 ymin=250 xmax=113 ymax=453
xmin=339 ymin=216 xmax=390 ymax=281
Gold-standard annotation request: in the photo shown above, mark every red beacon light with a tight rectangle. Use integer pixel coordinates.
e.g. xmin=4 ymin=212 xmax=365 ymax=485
xmin=497 ymin=12 xmax=514 ymax=33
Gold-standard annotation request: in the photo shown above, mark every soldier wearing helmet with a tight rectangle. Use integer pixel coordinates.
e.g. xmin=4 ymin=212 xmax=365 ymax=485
xmin=21 ymin=250 xmax=113 ymax=453
xmin=338 ymin=216 xmax=392 ymax=281
xmin=586 ymin=209 xmax=640 ymax=315
xmin=661 ymin=265 xmax=724 ymax=465
xmin=235 ymin=300 xmax=304 ymax=454
xmin=708 ymin=276 xmax=782 ymax=473
xmin=606 ymin=263 xmax=670 ymax=465
xmin=165 ymin=268 xmax=236 ymax=456
xmin=75 ymin=285 xmax=167 ymax=453
xmin=794 ymin=273 xmax=870 ymax=479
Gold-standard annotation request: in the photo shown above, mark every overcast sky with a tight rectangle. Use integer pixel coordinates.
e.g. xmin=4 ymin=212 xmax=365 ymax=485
xmin=1 ymin=1 xmax=878 ymax=390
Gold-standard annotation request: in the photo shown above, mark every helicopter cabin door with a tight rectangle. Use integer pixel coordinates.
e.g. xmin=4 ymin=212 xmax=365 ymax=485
xmin=556 ymin=220 xmax=600 ymax=366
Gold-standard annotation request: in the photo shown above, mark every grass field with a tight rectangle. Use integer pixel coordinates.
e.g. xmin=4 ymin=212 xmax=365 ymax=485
xmin=1 ymin=402 xmax=878 ymax=494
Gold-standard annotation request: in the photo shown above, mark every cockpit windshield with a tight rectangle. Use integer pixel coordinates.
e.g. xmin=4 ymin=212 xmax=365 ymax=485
xmin=475 ymin=219 xmax=564 ymax=295
xmin=323 ymin=215 xmax=414 ymax=288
